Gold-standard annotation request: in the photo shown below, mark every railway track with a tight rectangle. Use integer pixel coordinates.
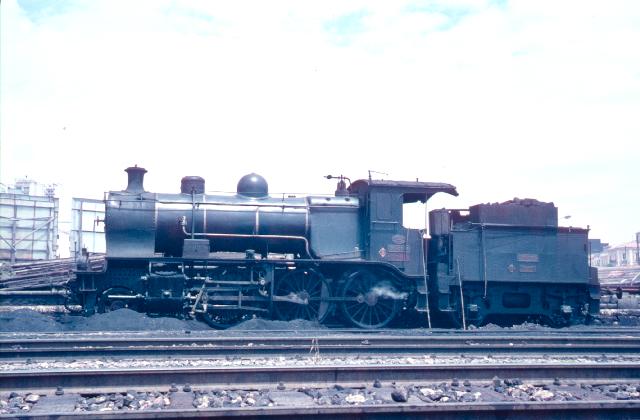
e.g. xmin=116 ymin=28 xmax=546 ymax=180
xmin=3 ymin=329 xmax=640 ymax=418
xmin=3 ymin=362 xmax=640 ymax=418
xmin=4 ymin=362 xmax=640 ymax=391
xmin=3 ymin=329 xmax=640 ymax=359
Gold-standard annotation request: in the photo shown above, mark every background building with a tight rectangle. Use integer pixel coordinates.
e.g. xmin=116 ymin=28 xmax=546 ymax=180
xmin=590 ymin=234 xmax=640 ymax=267
xmin=0 ymin=179 xmax=59 ymax=262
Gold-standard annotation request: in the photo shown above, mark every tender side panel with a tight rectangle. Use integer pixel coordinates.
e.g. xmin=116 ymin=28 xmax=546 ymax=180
xmin=555 ymin=229 xmax=590 ymax=283
xmin=451 ymin=226 xmax=588 ymax=285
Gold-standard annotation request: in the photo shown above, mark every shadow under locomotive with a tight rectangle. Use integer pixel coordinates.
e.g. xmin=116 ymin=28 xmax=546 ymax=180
xmin=71 ymin=167 xmax=600 ymax=329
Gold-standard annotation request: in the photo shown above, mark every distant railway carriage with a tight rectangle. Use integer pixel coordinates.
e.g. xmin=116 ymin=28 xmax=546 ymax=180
xmin=72 ymin=166 xmax=599 ymax=328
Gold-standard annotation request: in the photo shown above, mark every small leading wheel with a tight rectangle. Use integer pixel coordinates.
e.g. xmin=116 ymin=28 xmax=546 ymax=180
xmin=198 ymin=310 xmax=247 ymax=329
xmin=197 ymin=267 xmax=254 ymax=329
xmin=273 ymin=269 xmax=330 ymax=322
xmin=340 ymin=270 xmax=401 ymax=329
xmin=97 ymin=287 xmax=139 ymax=313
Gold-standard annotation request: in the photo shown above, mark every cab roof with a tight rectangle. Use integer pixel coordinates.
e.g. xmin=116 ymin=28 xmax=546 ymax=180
xmin=349 ymin=179 xmax=458 ymax=203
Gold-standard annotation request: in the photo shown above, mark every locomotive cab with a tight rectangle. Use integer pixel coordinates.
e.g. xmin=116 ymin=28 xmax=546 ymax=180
xmin=348 ymin=179 xmax=458 ymax=276
xmin=345 ymin=179 xmax=458 ymax=315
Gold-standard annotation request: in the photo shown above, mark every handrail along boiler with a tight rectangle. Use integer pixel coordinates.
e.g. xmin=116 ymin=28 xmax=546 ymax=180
xmin=73 ymin=167 xmax=599 ymax=328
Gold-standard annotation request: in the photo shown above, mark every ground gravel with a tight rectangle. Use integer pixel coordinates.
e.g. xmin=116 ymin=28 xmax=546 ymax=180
xmin=2 ymin=353 xmax=638 ymax=372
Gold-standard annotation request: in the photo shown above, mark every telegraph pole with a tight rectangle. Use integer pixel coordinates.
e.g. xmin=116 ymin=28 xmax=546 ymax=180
xmin=636 ymin=231 xmax=640 ymax=266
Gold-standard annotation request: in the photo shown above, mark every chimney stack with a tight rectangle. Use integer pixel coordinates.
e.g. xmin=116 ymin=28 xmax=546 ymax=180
xmin=124 ymin=165 xmax=147 ymax=193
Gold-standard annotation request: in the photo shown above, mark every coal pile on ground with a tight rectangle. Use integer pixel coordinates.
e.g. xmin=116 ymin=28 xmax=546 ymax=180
xmin=475 ymin=322 xmax=552 ymax=332
xmin=474 ymin=315 xmax=640 ymax=330
xmin=0 ymin=309 xmax=62 ymax=333
xmin=228 ymin=318 xmax=327 ymax=331
xmin=57 ymin=309 xmax=208 ymax=332
xmin=0 ymin=309 xmax=327 ymax=333
xmin=0 ymin=309 xmax=207 ymax=333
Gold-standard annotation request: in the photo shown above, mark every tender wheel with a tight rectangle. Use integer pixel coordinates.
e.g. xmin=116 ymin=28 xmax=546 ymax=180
xmin=273 ymin=269 xmax=330 ymax=322
xmin=97 ymin=287 xmax=138 ymax=313
xmin=340 ymin=270 xmax=401 ymax=329
xmin=444 ymin=289 xmax=486 ymax=329
xmin=548 ymin=313 xmax=577 ymax=328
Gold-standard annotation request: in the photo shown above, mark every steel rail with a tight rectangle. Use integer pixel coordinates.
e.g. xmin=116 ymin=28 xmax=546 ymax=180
xmin=3 ymin=333 xmax=640 ymax=359
xmin=3 ymin=363 xmax=640 ymax=391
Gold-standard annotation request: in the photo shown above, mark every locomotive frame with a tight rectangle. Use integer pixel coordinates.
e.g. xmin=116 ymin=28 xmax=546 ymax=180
xmin=72 ymin=166 xmax=599 ymax=329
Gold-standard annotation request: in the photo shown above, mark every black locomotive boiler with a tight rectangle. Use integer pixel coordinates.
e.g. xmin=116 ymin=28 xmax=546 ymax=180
xmin=72 ymin=166 xmax=599 ymax=328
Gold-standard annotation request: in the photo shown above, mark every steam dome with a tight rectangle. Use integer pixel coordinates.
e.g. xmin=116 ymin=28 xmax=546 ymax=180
xmin=237 ymin=173 xmax=268 ymax=198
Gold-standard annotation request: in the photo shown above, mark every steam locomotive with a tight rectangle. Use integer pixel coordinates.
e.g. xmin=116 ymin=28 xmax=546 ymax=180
xmin=72 ymin=166 xmax=600 ymax=328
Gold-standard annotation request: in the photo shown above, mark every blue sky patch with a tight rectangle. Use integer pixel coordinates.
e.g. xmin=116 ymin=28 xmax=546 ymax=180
xmin=405 ymin=1 xmax=474 ymax=31
xmin=17 ymin=0 xmax=80 ymax=22
xmin=324 ymin=10 xmax=369 ymax=46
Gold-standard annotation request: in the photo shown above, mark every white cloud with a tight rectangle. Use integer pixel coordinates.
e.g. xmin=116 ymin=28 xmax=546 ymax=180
xmin=1 ymin=0 xmax=639 ymax=245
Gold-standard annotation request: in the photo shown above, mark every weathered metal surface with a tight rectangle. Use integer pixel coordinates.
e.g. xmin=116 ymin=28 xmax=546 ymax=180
xmin=70 ymin=166 xmax=597 ymax=329
xmin=349 ymin=179 xmax=459 ymax=200
xmin=451 ymin=226 xmax=589 ymax=285
xmin=469 ymin=199 xmax=558 ymax=227
xmin=106 ymin=169 xmax=366 ymax=259
xmin=428 ymin=197 xmax=599 ymax=327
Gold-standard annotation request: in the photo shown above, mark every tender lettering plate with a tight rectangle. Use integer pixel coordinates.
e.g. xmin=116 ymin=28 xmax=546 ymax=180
xmin=519 ymin=264 xmax=537 ymax=273
xmin=517 ymin=253 xmax=539 ymax=263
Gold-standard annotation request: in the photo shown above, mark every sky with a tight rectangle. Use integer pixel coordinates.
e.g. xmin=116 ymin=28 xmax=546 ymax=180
xmin=1 ymin=0 xmax=639 ymax=247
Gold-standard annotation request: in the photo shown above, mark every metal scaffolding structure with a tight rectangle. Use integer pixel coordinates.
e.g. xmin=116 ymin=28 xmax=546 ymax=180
xmin=0 ymin=192 xmax=59 ymax=263
xmin=70 ymin=198 xmax=105 ymax=259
